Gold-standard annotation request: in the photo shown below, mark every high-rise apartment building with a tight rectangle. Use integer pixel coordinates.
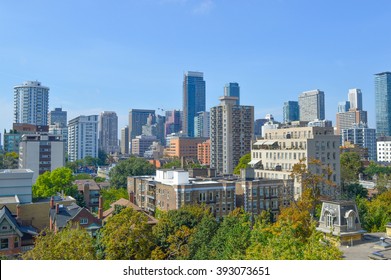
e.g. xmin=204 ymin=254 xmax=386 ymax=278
xmin=68 ymin=115 xmax=99 ymax=162
xmin=224 ymin=82 xmax=240 ymax=105
xmin=341 ymin=124 xmax=377 ymax=161
xmin=19 ymin=134 xmax=65 ymax=183
xmin=14 ymin=81 xmax=49 ymax=126
xmin=251 ymin=125 xmax=340 ymax=199
xmin=336 ymin=110 xmax=367 ymax=135
xmin=131 ymin=135 xmax=157 ymax=157
xmin=128 ymin=109 xmax=155 ymax=147
xmin=197 ymin=139 xmax=211 ymax=166
xmin=99 ymin=111 xmax=119 ymax=154
xmin=377 ymin=136 xmax=391 ymax=162
xmin=194 ymin=111 xmax=210 ymax=138
xmin=48 ymin=108 xmax=67 ymax=127
xmin=348 ymin=88 xmax=363 ymax=111
xmin=283 ymin=101 xmax=299 ymax=123
xmin=183 ymin=71 xmax=206 ymax=137
xmin=375 ymin=72 xmax=391 ymax=137
xmin=298 ymin=89 xmax=325 ymax=122
xmin=120 ymin=126 xmax=129 ymax=154
xmin=210 ymin=96 xmax=254 ymax=175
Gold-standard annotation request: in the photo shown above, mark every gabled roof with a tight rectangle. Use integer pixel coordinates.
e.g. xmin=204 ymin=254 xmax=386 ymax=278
xmin=49 ymin=203 xmax=84 ymax=229
xmin=0 ymin=205 xmax=38 ymax=236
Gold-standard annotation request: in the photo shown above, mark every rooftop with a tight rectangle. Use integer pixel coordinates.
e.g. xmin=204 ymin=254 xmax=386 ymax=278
xmin=340 ymin=233 xmax=391 ymax=260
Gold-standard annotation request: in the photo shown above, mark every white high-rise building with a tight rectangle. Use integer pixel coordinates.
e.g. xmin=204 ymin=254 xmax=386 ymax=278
xmin=298 ymin=89 xmax=325 ymax=122
xmin=99 ymin=111 xmax=119 ymax=154
xmin=210 ymin=96 xmax=254 ymax=174
xmin=19 ymin=134 xmax=65 ymax=183
xmin=68 ymin=115 xmax=99 ymax=162
xmin=14 ymin=81 xmax=49 ymax=126
xmin=194 ymin=111 xmax=210 ymax=138
xmin=348 ymin=88 xmax=363 ymax=111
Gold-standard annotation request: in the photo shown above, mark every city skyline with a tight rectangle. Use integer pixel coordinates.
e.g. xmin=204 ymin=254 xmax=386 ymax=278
xmin=1 ymin=1 xmax=391 ymax=134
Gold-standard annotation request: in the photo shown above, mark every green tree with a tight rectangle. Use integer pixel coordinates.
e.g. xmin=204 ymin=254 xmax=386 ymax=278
xmin=98 ymin=207 xmax=154 ymax=260
xmin=23 ymin=225 xmax=96 ymax=260
xmin=357 ymin=189 xmax=391 ymax=232
xmin=162 ymin=158 xmax=182 ymax=169
xmin=32 ymin=167 xmax=76 ymax=199
xmin=188 ymin=214 xmax=219 ymax=259
xmin=206 ymin=208 xmax=252 ymax=260
xmin=1 ymin=152 xmax=19 ymax=169
xmin=100 ymin=187 xmax=129 ymax=210
xmin=233 ymin=153 xmax=251 ymax=175
xmin=109 ymin=157 xmax=155 ymax=188
xmin=340 ymin=152 xmax=363 ymax=185
xmin=151 ymin=205 xmax=209 ymax=260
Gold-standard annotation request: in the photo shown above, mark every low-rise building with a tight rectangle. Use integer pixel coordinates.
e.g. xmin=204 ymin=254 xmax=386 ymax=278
xmin=128 ymin=169 xmax=236 ymax=218
xmin=0 ymin=169 xmax=34 ymax=203
xmin=74 ymin=180 xmax=101 ymax=212
xmin=49 ymin=199 xmax=101 ymax=236
xmin=235 ymin=169 xmax=294 ymax=221
xmin=0 ymin=205 xmax=38 ymax=257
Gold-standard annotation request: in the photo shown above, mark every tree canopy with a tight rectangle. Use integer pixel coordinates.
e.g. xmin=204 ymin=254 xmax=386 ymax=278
xmin=23 ymin=225 xmax=96 ymax=260
xmin=108 ymin=157 xmax=155 ymax=188
xmin=340 ymin=152 xmax=363 ymax=185
xmin=97 ymin=207 xmax=154 ymax=260
xmin=233 ymin=153 xmax=251 ymax=175
xmin=32 ymin=167 xmax=76 ymax=199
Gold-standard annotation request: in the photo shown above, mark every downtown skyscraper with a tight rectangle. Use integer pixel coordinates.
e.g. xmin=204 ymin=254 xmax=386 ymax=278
xmin=298 ymin=89 xmax=325 ymax=122
xmin=375 ymin=72 xmax=391 ymax=137
xmin=182 ymin=71 xmax=206 ymax=137
xmin=14 ymin=81 xmax=49 ymax=126
xmin=224 ymin=82 xmax=240 ymax=105
xmin=283 ymin=101 xmax=299 ymax=123
xmin=99 ymin=111 xmax=119 ymax=154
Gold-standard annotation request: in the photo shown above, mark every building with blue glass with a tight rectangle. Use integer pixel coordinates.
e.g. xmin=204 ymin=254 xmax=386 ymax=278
xmin=224 ymin=82 xmax=240 ymax=105
xmin=183 ymin=71 xmax=206 ymax=137
xmin=375 ymin=72 xmax=391 ymax=137
xmin=283 ymin=101 xmax=300 ymax=123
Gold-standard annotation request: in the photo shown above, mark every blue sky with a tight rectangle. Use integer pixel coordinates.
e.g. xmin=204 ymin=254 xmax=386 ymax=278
xmin=1 ymin=0 xmax=391 ymax=136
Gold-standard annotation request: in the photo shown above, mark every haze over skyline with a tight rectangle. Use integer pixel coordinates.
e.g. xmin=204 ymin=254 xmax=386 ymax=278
xmin=1 ymin=0 xmax=391 ymax=135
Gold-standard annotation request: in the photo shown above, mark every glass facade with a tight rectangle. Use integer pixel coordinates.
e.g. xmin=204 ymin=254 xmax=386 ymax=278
xmin=375 ymin=72 xmax=391 ymax=137
xmin=183 ymin=71 xmax=206 ymax=137
xmin=224 ymin=82 xmax=240 ymax=105
xmin=283 ymin=101 xmax=299 ymax=123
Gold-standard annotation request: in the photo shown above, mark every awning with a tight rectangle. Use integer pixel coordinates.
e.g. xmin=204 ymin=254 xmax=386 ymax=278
xmin=254 ymin=140 xmax=277 ymax=146
xmin=248 ymin=159 xmax=261 ymax=166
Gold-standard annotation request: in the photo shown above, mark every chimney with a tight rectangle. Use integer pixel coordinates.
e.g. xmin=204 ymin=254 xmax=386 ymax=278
xmin=50 ymin=196 xmax=54 ymax=209
xmin=129 ymin=191 xmax=134 ymax=203
xmin=98 ymin=196 xmax=103 ymax=220
xmin=55 ymin=203 xmax=59 ymax=214
xmin=16 ymin=204 xmax=21 ymax=220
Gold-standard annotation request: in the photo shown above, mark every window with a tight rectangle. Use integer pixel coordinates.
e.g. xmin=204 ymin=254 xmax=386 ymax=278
xmin=0 ymin=238 xmax=8 ymax=249
xmin=185 ymin=192 xmax=191 ymax=202
xmin=80 ymin=218 xmax=88 ymax=225
xmin=209 ymin=192 xmax=213 ymax=201
xmin=346 ymin=211 xmax=356 ymax=230
xmin=326 ymin=212 xmax=333 ymax=228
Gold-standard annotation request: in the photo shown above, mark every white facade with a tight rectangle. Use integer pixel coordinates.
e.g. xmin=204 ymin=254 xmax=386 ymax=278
xmin=252 ymin=126 xmax=340 ymax=199
xmin=14 ymin=81 xmax=49 ymax=126
xmin=155 ymin=169 xmax=190 ymax=185
xmin=68 ymin=115 xmax=99 ymax=162
xmin=348 ymin=88 xmax=363 ymax=111
xmin=19 ymin=134 xmax=65 ymax=183
xmin=0 ymin=169 xmax=34 ymax=203
xmin=194 ymin=111 xmax=210 ymax=138
xmin=377 ymin=137 xmax=391 ymax=162
xmin=298 ymin=89 xmax=325 ymax=122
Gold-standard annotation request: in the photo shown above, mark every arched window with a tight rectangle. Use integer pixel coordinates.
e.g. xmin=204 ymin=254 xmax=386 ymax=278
xmin=345 ymin=210 xmax=356 ymax=230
